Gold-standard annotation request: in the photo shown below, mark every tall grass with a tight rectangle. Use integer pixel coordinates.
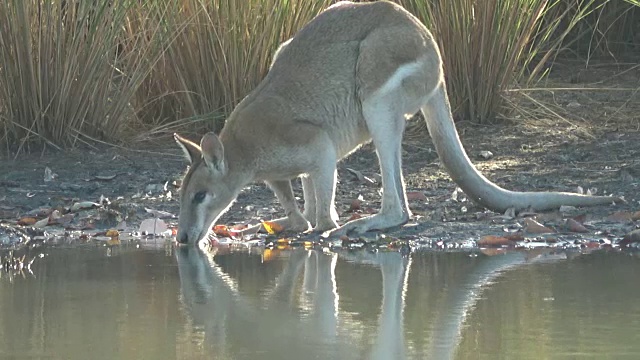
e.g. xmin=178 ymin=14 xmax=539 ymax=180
xmin=560 ymin=0 xmax=639 ymax=59
xmin=1 ymin=0 xmax=637 ymax=152
xmin=134 ymin=0 xmax=332 ymax=136
xmin=0 ymin=0 xmax=167 ymax=152
xmin=399 ymin=0 xmax=603 ymax=124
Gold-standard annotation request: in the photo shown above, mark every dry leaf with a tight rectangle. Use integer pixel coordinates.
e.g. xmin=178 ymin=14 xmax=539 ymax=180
xmin=262 ymin=221 xmax=284 ymax=234
xmin=504 ymin=233 xmax=525 ymax=241
xmin=213 ymin=225 xmax=231 ymax=237
xmin=523 ymin=218 xmax=555 ymax=234
xmin=94 ymin=174 xmax=117 ymax=181
xmin=347 ymin=213 xmax=363 ymax=221
xmin=477 ymin=235 xmax=512 ymax=246
xmin=566 ymin=218 xmax=588 ymax=233
xmin=407 ymin=191 xmax=427 ymax=202
xmin=607 ymin=211 xmax=639 ymax=222
xmin=349 ymin=198 xmax=361 ymax=211
xmin=70 ymin=201 xmax=99 ymax=212
xmin=139 ymin=218 xmax=168 ymax=235
xmin=18 ymin=217 xmax=38 ymax=226
xmin=34 ymin=217 xmax=49 ymax=228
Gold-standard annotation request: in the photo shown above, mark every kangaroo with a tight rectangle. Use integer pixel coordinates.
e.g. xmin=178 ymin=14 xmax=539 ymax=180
xmin=174 ymin=1 xmax=621 ymax=245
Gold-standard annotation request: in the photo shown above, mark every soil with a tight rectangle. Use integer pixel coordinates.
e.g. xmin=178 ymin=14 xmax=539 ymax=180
xmin=1 ymin=61 xmax=639 ymax=255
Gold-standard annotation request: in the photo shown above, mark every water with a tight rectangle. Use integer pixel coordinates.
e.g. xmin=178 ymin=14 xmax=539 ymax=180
xmin=1 ymin=244 xmax=639 ymax=360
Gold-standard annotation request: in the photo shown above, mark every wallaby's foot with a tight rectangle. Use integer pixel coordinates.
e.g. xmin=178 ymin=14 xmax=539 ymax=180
xmin=325 ymin=212 xmax=409 ymax=238
xmin=312 ymin=217 xmax=340 ymax=233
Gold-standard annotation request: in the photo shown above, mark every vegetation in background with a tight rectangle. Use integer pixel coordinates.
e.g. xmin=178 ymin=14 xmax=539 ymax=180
xmin=0 ymin=0 xmax=637 ymax=152
xmin=0 ymin=0 xmax=167 ymax=152
xmin=134 ymin=0 xmax=332 ymax=138
xmin=400 ymin=0 xmax=612 ymax=124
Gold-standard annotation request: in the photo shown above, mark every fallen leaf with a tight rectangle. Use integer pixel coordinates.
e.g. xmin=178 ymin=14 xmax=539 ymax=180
xmin=139 ymin=218 xmax=168 ymax=235
xmin=503 ymin=233 xmax=525 ymax=241
xmin=213 ymin=225 xmax=231 ymax=237
xmin=34 ymin=217 xmax=49 ymax=228
xmin=407 ymin=191 xmax=427 ymax=202
xmin=52 ymin=213 xmax=74 ymax=226
xmin=477 ymin=235 xmax=512 ymax=246
xmin=566 ymin=218 xmax=588 ymax=233
xmin=571 ymin=213 xmax=588 ymax=224
xmin=347 ymin=213 xmax=363 ymax=221
xmin=523 ymin=218 xmax=555 ymax=234
xmin=607 ymin=211 xmax=640 ymax=222
xmin=70 ymin=201 xmax=100 ymax=212
xmin=478 ymin=150 xmax=493 ymax=160
xmin=262 ymin=221 xmax=284 ymax=235
xmin=349 ymin=198 xmax=361 ymax=211
xmin=18 ymin=217 xmax=38 ymax=226
xmin=94 ymin=174 xmax=118 ymax=181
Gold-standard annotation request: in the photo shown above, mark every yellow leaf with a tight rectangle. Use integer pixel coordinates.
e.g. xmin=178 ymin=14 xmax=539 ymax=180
xmin=262 ymin=221 xmax=284 ymax=234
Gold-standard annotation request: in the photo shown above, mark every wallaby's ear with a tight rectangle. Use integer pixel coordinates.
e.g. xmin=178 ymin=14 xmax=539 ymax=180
xmin=200 ymin=132 xmax=225 ymax=173
xmin=174 ymin=133 xmax=201 ymax=164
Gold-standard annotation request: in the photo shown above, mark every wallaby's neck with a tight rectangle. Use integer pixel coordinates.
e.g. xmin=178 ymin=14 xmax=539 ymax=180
xmin=218 ymin=128 xmax=256 ymax=191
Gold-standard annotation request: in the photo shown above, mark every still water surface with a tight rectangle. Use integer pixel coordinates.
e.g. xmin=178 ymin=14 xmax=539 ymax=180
xmin=1 ymin=244 xmax=639 ymax=359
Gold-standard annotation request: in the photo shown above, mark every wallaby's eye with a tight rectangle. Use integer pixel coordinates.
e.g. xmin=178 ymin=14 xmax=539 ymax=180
xmin=193 ymin=191 xmax=207 ymax=204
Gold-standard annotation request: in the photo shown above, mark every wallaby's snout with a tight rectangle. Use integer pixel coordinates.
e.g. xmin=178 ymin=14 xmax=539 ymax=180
xmin=177 ymin=230 xmax=190 ymax=244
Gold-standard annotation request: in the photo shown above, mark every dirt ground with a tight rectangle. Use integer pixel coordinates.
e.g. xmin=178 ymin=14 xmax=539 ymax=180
xmin=1 ymin=61 xmax=639 ymax=254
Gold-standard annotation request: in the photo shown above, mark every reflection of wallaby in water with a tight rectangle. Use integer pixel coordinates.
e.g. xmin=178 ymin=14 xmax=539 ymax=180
xmin=175 ymin=247 xmax=356 ymax=359
xmin=426 ymin=251 xmax=568 ymax=360
xmin=335 ymin=250 xmax=410 ymax=360
xmin=175 ymin=248 xmax=413 ymax=359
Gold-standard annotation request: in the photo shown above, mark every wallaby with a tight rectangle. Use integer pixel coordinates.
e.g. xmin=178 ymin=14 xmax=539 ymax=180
xmin=174 ymin=1 xmax=621 ymax=245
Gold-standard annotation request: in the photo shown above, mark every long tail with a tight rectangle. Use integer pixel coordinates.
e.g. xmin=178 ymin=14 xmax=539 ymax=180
xmin=421 ymin=83 xmax=622 ymax=212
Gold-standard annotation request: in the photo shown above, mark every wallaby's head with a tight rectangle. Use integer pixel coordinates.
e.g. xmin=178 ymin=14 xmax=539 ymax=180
xmin=174 ymin=133 xmax=238 ymax=245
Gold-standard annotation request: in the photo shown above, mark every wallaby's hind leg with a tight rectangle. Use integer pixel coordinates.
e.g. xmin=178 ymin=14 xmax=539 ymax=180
xmin=329 ymin=100 xmax=411 ymax=237
xmin=265 ymin=180 xmax=312 ymax=232
xmin=301 ymin=176 xmax=317 ymax=227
